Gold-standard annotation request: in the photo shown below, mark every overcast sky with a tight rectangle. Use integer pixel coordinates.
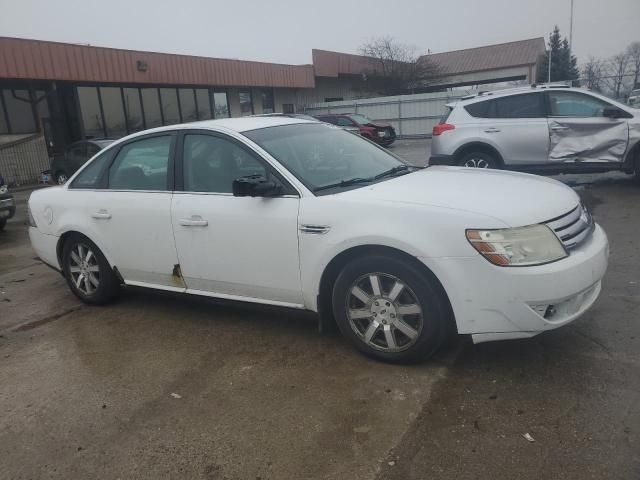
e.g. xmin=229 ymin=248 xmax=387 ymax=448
xmin=1 ymin=0 xmax=638 ymax=66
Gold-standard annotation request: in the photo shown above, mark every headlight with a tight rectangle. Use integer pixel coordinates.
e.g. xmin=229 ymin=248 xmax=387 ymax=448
xmin=466 ymin=224 xmax=567 ymax=267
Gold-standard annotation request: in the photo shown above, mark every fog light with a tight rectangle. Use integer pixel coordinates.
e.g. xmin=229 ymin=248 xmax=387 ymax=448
xmin=531 ymin=304 xmax=556 ymax=319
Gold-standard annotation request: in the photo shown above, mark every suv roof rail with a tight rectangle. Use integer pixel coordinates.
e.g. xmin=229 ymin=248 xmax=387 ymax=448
xmin=530 ymin=82 xmax=572 ymax=89
xmin=456 ymin=82 xmax=576 ymax=101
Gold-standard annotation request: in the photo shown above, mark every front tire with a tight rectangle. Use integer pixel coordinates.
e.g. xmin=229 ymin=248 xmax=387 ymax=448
xmin=332 ymin=255 xmax=450 ymax=363
xmin=0 ymin=219 xmax=6 ymax=231
xmin=458 ymin=151 xmax=498 ymax=169
xmin=62 ymin=234 xmax=120 ymax=304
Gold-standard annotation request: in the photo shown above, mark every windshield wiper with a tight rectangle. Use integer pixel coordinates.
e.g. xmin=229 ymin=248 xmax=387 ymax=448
xmin=313 ymin=177 xmax=372 ymax=192
xmin=373 ymin=164 xmax=412 ymax=180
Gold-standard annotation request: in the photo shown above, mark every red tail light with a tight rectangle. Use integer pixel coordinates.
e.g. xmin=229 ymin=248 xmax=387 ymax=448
xmin=432 ymin=123 xmax=455 ymax=136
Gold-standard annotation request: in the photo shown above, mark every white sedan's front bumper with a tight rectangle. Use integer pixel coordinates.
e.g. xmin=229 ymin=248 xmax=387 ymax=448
xmin=422 ymin=224 xmax=609 ymax=343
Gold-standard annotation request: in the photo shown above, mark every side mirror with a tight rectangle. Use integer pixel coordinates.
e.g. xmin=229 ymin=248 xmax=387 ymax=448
xmin=232 ymin=175 xmax=282 ymax=197
xmin=602 ymin=106 xmax=625 ymax=118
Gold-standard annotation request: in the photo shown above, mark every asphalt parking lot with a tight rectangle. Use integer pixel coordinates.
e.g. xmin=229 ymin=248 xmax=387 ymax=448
xmin=1 ymin=139 xmax=639 ymax=479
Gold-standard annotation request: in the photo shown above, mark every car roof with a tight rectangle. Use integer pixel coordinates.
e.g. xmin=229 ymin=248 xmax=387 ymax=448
xmin=172 ymin=116 xmax=316 ymax=133
xmin=450 ymin=85 xmax=603 ymax=108
xmin=91 ymin=139 xmax=116 ymax=148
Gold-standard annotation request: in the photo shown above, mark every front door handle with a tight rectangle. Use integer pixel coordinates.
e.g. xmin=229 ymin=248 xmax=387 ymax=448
xmin=484 ymin=127 xmax=501 ymax=133
xmin=179 ymin=216 xmax=208 ymax=227
xmin=91 ymin=210 xmax=111 ymax=220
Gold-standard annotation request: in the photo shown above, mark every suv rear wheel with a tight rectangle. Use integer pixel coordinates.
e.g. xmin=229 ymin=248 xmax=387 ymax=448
xmin=458 ymin=151 xmax=498 ymax=169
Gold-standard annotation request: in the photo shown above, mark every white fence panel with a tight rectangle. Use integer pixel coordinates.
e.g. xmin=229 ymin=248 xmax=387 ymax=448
xmin=303 ymin=91 xmax=464 ymax=138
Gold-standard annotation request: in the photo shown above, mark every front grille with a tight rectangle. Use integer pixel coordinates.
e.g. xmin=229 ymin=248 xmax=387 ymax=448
xmin=545 ymin=203 xmax=594 ymax=250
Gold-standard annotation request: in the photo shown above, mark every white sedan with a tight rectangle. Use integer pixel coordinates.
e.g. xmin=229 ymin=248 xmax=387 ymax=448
xmin=28 ymin=117 xmax=609 ymax=362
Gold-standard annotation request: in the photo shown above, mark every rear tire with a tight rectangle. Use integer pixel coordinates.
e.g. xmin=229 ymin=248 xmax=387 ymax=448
xmin=62 ymin=234 xmax=120 ymax=305
xmin=332 ymin=254 xmax=450 ymax=363
xmin=0 ymin=219 xmax=6 ymax=231
xmin=458 ymin=151 xmax=499 ymax=169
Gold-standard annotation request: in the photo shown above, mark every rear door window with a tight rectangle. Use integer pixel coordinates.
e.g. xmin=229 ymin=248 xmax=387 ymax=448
xmin=465 ymin=94 xmax=546 ymax=119
xmin=108 ymin=136 xmax=172 ymax=191
xmin=492 ymin=93 xmax=546 ymax=118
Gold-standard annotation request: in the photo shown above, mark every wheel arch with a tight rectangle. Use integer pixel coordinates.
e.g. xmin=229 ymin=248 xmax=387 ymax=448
xmin=624 ymin=139 xmax=640 ymax=171
xmin=453 ymin=142 xmax=505 ymax=168
xmin=316 ymin=244 xmax=456 ymax=334
xmin=56 ymin=229 xmax=118 ymax=278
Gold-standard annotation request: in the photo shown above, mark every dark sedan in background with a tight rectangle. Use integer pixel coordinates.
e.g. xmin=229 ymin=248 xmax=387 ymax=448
xmin=0 ymin=174 xmax=15 ymax=231
xmin=50 ymin=139 xmax=114 ymax=184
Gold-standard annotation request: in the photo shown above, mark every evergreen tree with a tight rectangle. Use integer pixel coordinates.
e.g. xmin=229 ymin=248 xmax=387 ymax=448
xmin=537 ymin=26 xmax=580 ymax=83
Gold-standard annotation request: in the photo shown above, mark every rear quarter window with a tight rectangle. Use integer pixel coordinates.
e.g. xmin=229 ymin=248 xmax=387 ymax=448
xmin=68 ymin=148 xmax=116 ymax=189
xmin=464 ymin=101 xmax=490 ymax=118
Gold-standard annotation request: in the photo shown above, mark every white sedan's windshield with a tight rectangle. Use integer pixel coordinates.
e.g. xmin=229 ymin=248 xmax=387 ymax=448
xmin=244 ymin=124 xmax=409 ymax=193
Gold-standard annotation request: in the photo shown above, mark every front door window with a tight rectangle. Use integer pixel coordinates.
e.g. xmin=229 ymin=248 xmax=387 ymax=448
xmin=182 ymin=134 xmax=266 ymax=193
xmin=547 ymin=92 xmax=628 ymax=163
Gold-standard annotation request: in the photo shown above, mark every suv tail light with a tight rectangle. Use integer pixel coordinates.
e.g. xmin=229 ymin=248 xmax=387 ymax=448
xmin=433 ymin=123 xmax=455 ymax=136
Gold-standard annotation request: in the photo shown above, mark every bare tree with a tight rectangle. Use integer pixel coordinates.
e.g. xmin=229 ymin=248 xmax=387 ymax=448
xmin=360 ymin=37 xmax=440 ymax=95
xmin=582 ymin=57 xmax=604 ymax=92
xmin=627 ymin=41 xmax=640 ymax=89
xmin=606 ymin=52 xmax=631 ymax=100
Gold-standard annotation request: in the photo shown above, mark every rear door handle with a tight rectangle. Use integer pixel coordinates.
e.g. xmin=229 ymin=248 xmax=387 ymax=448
xmin=91 ymin=210 xmax=111 ymax=220
xmin=484 ymin=128 xmax=501 ymax=133
xmin=551 ymin=125 xmax=570 ymax=131
xmin=179 ymin=216 xmax=208 ymax=227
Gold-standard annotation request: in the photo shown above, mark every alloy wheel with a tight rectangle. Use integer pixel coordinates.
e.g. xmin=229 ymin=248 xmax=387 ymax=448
xmin=68 ymin=243 xmax=100 ymax=295
xmin=346 ymin=273 xmax=423 ymax=352
xmin=463 ymin=157 xmax=490 ymax=168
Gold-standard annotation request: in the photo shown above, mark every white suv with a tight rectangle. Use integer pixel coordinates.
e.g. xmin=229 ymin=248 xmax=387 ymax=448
xmin=429 ymin=85 xmax=640 ymax=179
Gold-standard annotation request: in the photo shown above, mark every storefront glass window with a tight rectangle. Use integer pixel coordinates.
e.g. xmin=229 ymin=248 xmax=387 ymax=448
xmin=2 ymin=89 xmax=36 ymax=134
xmin=195 ymin=89 xmax=212 ymax=120
xmin=179 ymin=89 xmax=197 ymax=123
xmin=77 ymin=87 xmax=104 ymax=138
xmin=261 ymin=89 xmax=274 ymax=114
xmin=239 ymin=90 xmax=253 ymax=116
xmin=159 ymin=88 xmax=180 ymax=125
xmin=123 ymin=88 xmax=144 ymax=132
xmin=99 ymin=87 xmax=126 ymax=137
xmin=141 ymin=88 xmax=162 ymax=128
xmin=213 ymin=92 xmax=230 ymax=118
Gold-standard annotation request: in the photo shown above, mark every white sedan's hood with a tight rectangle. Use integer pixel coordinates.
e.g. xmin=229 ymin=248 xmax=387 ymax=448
xmin=340 ymin=166 xmax=580 ymax=227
